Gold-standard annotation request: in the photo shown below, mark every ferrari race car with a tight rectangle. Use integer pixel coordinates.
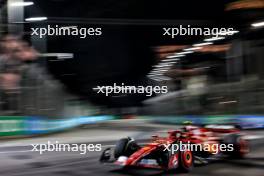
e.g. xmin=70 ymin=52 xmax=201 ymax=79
xmin=100 ymin=124 xmax=249 ymax=173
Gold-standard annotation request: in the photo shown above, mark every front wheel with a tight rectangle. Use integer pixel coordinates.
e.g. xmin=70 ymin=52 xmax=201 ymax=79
xmin=168 ymin=144 xmax=193 ymax=172
xmin=114 ymin=137 xmax=140 ymax=159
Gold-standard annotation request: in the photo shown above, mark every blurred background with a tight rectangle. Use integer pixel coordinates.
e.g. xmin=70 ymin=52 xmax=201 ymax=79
xmin=0 ymin=0 xmax=264 ymax=116
xmin=0 ymin=0 xmax=263 ymax=176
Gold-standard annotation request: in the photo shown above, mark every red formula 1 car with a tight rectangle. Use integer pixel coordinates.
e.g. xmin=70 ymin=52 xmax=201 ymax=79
xmin=100 ymin=124 xmax=249 ymax=173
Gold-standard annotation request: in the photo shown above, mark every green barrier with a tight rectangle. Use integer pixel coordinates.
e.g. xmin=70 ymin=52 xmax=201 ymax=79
xmin=0 ymin=116 xmax=26 ymax=136
xmin=0 ymin=115 xmax=116 ymax=137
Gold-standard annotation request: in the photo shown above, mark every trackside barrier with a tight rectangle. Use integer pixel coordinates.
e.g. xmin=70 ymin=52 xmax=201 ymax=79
xmin=0 ymin=116 xmax=26 ymax=136
xmin=0 ymin=115 xmax=115 ymax=136
xmin=0 ymin=115 xmax=262 ymax=137
xmin=147 ymin=115 xmax=264 ymax=129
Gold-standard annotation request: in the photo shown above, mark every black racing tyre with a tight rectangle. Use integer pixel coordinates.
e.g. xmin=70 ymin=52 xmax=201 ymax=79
xmin=114 ymin=137 xmax=140 ymax=159
xmin=223 ymin=133 xmax=249 ymax=158
xmin=100 ymin=148 xmax=111 ymax=162
xmin=178 ymin=149 xmax=194 ymax=172
xmin=114 ymin=138 xmax=129 ymax=159
xmin=168 ymin=142 xmax=193 ymax=172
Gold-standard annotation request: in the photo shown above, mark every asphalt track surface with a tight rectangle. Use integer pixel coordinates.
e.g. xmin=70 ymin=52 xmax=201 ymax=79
xmin=0 ymin=121 xmax=263 ymax=176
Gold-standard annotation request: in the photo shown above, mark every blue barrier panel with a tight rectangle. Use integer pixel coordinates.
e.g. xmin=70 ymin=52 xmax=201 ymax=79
xmin=24 ymin=115 xmax=115 ymax=135
xmin=236 ymin=115 xmax=264 ymax=129
xmin=148 ymin=115 xmax=264 ymax=129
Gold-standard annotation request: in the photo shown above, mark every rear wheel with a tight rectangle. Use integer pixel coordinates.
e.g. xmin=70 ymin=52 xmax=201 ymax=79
xmin=223 ymin=134 xmax=249 ymax=158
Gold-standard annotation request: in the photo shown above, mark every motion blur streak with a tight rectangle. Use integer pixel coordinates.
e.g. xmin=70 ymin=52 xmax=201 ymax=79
xmin=0 ymin=0 xmax=263 ymax=176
